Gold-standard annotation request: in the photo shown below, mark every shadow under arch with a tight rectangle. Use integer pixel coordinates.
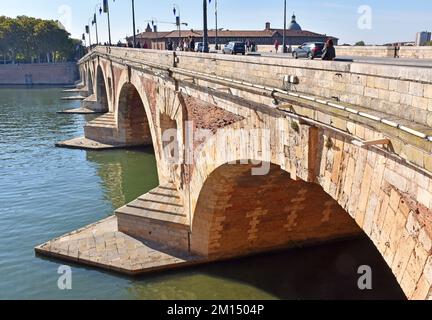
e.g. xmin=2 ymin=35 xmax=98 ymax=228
xmin=116 ymin=82 xmax=154 ymax=147
xmin=191 ymin=162 xmax=363 ymax=257
xmin=87 ymin=68 xmax=94 ymax=95
xmin=189 ymin=161 xmax=406 ymax=299
xmin=96 ymin=65 xmax=108 ymax=112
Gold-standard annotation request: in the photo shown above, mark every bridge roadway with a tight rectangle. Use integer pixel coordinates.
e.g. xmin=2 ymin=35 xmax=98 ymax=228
xmin=226 ymin=51 xmax=432 ymax=68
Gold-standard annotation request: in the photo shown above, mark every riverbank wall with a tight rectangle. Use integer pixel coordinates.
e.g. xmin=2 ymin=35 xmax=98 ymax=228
xmin=0 ymin=62 xmax=78 ymax=85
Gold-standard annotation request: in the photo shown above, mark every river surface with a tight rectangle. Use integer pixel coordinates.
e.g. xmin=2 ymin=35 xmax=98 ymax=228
xmin=0 ymin=87 xmax=406 ymax=300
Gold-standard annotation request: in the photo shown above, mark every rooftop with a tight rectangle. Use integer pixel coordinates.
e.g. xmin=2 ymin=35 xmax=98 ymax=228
xmin=134 ymin=19 xmax=338 ymax=41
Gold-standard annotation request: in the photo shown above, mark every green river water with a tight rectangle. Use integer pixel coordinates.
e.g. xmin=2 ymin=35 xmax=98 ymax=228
xmin=0 ymin=87 xmax=405 ymax=300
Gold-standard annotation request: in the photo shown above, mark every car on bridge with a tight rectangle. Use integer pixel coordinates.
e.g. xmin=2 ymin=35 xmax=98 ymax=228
xmin=222 ymin=42 xmax=246 ymax=55
xmin=194 ymin=42 xmax=210 ymax=52
xmin=292 ymin=42 xmax=325 ymax=59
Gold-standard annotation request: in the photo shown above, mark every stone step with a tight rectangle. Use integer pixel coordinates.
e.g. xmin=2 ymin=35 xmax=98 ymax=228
xmin=116 ymin=183 xmax=187 ymax=228
xmin=86 ymin=113 xmax=116 ymax=128
xmin=89 ymin=119 xmax=115 ymax=125
xmin=116 ymin=205 xmax=187 ymax=227
xmin=116 ymin=183 xmax=190 ymax=251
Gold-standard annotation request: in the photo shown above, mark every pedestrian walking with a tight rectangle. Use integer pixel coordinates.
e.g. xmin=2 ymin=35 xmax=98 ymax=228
xmin=190 ymin=37 xmax=196 ymax=52
xmin=322 ymin=39 xmax=336 ymax=61
xmin=246 ymin=40 xmax=251 ymax=52
xmin=167 ymin=39 xmax=173 ymax=51
xmin=394 ymin=44 xmax=400 ymax=58
xmin=274 ymin=40 xmax=280 ymax=53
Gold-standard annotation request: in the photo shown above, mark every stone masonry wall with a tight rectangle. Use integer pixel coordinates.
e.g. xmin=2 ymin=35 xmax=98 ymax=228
xmin=117 ymin=215 xmax=189 ymax=252
xmin=0 ymin=62 xmax=78 ymax=85
xmin=335 ymin=46 xmax=432 ymax=59
xmin=259 ymin=45 xmax=432 ymax=58
xmin=319 ymin=128 xmax=432 ymax=299
xmin=188 ymin=106 xmax=432 ymax=299
xmin=89 ymin=47 xmax=432 ymax=126
xmin=191 ymin=163 xmax=362 ymax=258
xmin=174 ymin=52 xmax=432 ymax=127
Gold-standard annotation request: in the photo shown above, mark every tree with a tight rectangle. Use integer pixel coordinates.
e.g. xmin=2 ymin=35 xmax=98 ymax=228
xmin=0 ymin=15 xmax=83 ymax=63
xmin=355 ymin=41 xmax=366 ymax=46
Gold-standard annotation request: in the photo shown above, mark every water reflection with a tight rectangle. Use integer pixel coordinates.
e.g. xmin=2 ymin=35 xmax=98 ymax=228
xmin=85 ymin=147 xmax=159 ymax=209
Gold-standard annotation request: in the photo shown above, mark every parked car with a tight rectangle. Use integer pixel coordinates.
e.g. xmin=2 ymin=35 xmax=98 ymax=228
xmin=222 ymin=42 xmax=246 ymax=55
xmin=292 ymin=42 xmax=325 ymax=59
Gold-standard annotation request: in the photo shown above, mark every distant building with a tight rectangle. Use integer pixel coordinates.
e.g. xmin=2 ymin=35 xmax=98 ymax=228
xmin=129 ymin=15 xmax=338 ymax=50
xmin=384 ymin=41 xmax=415 ymax=47
xmin=416 ymin=31 xmax=431 ymax=46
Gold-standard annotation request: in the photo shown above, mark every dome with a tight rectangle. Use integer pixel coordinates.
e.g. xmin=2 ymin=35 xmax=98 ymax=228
xmin=288 ymin=14 xmax=302 ymax=31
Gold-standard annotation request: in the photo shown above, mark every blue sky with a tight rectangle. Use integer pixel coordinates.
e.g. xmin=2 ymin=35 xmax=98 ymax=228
xmin=1 ymin=0 xmax=431 ymax=45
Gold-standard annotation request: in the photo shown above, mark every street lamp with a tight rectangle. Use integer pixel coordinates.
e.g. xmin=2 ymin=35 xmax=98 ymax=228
xmin=214 ymin=0 xmax=218 ymax=50
xmin=145 ymin=19 xmax=188 ymax=50
xmin=102 ymin=0 xmax=112 ymax=46
xmin=131 ymin=0 xmax=137 ymax=48
xmin=93 ymin=3 xmax=102 ymax=45
xmin=85 ymin=21 xmax=92 ymax=48
xmin=173 ymin=4 xmax=182 ymax=47
xmin=203 ymin=0 xmax=209 ymax=53
xmin=283 ymin=0 xmax=287 ymax=53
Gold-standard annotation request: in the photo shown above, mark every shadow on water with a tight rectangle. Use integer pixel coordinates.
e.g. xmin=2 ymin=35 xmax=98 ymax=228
xmin=36 ymin=232 xmax=406 ymax=300
xmin=126 ymin=235 xmax=406 ymax=300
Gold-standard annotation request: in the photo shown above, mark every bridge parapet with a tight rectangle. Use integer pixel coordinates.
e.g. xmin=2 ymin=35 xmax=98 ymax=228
xmin=82 ymin=46 xmax=432 ymax=128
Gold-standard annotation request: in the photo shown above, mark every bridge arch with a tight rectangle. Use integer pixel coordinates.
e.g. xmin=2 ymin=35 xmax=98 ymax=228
xmin=95 ymin=65 xmax=109 ymax=113
xmin=189 ymin=122 xmax=432 ymax=298
xmin=191 ymin=162 xmax=361 ymax=258
xmin=116 ymin=82 xmax=154 ymax=147
xmin=86 ymin=67 xmax=94 ymax=95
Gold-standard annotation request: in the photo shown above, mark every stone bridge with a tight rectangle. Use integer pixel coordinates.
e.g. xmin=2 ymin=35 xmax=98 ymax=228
xmin=36 ymin=46 xmax=432 ymax=299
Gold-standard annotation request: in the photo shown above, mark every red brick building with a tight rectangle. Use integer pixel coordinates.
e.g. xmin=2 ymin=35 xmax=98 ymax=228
xmin=130 ymin=16 xmax=338 ymax=50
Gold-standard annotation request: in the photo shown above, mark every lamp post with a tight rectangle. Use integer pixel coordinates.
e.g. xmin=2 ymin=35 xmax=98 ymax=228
xmin=203 ymin=0 xmax=209 ymax=53
xmin=131 ymin=0 xmax=137 ymax=48
xmin=215 ymin=0 xmax=218 ymax=50
xmin=85 ymin=21 xmax=92 ymax=48
xmin=150 ymin=18 xmax=159 ymax=49
xmin=102 ymin=0 xmax=112 ymax=46
xmin=173 ymin=4 xmax=181 ymax=47
xmin=146 ymin=20 xmax=188 ymax=50
xmin=283 ymin=0 xmax=287 ymax=53
xmin=93 ymin=3 xmax=102 ymax=45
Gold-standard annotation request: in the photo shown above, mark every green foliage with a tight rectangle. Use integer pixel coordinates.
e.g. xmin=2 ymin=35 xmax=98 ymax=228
xmin=425 ymin=41 xmax=432 ymax=46
xmin=354 ymin=41 xmax=366 ymax=46
xmin=0 ymin=15 xmax=83 ymax=63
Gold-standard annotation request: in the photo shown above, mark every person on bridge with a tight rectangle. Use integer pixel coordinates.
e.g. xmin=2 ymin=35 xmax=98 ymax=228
xmin=322 ymin=39 xmax=336 ymax=61
xmin=167 ymin=39 xmax=173 ymax=51
xmin=394 ymin=45 xmax=400 ymax=58
xmin=246 ymin=40 xmax=251 ymax=52
xmin=274 ymin=39 xmax=280 ymax=53
xmin=190 ymin=37 xmax=196 ymax=52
